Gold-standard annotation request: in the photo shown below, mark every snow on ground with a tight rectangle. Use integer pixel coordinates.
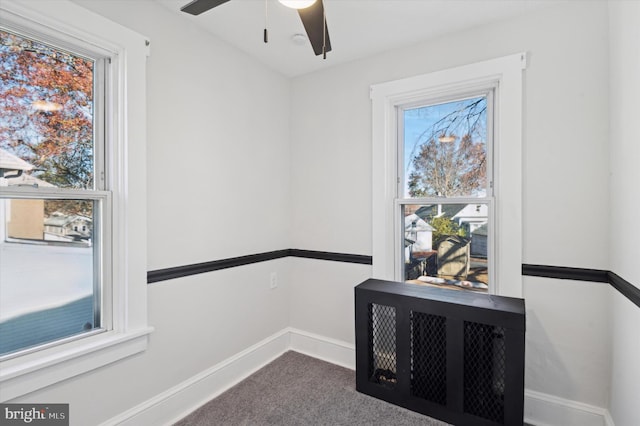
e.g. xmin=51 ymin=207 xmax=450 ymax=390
xmin=0 ymin=241 xmax=93 ymax=321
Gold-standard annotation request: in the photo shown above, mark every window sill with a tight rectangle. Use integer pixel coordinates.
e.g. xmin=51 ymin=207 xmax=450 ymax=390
xmin=0 ymin=327 xmax=154 ymax=401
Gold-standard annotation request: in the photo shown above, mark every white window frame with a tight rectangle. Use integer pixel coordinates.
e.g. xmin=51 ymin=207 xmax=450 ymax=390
xmin=371 ymin=53 xmax=526 ymax=298
xmin=0 ymin=0 xmax=152 ymax=401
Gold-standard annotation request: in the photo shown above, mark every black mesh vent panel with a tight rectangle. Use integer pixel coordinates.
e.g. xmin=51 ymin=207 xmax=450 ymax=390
xmin=368 ymin=303 xmax=397 ymax=388
xmin=463 ymin=321 xmax=506 ymax=423
xmin=410 ymin=311 xmax=447 ymax=405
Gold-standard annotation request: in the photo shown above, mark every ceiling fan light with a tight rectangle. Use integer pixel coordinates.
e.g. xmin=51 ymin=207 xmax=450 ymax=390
xmin=438 ymin=134 xmax=457 ymax=143
xmin=32 ymin=100 xmax=63 ymax=112
xmin=291 ymin=33 xmax=308 ymax=45
xmin=278 ymin=0 xmax=317 ymax=10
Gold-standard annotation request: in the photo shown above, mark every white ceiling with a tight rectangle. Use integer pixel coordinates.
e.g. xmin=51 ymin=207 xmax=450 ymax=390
xmin=155 ymin=0 xmax=560 ymax=77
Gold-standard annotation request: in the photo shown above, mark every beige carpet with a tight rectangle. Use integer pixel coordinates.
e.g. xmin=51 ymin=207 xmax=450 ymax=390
xmin=174 ymin=351 xmax=451 ymax=426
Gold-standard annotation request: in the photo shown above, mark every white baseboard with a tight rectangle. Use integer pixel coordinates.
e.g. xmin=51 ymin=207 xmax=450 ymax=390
xmin=524 ymin=389 xmax=613 ymax=426
xmin=288 ymin=327 xmax=355 ymax=370
xmin=603 ymin=410 xmax=615 ymax=426
xmin=100 ymin=329 xmax=291 ymax=426
xmin=102 ymin=327 xmax=614 ymax=426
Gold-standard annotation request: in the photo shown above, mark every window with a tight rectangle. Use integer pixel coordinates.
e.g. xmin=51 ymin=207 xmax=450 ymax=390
xmin=398 ymin=93 xmax=494 ymax=292
xmin=0 ymin=0 xmax=150 ymax=401
xmin=0 ymin=23 xmax=108 ymax=358
xmin=371 ymin=53 xmax=526 ymax=297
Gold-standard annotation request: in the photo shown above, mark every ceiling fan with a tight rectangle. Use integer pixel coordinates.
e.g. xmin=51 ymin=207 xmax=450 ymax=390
xmin=180 ymin=0 xmax=332 ymax=58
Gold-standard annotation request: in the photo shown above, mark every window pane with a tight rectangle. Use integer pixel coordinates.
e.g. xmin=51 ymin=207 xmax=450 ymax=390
xmin=403 ymin=96 xmax=487 ymax=198
xmin=0 ymin=198 xmax=100 ymax=357
xmin=0 ymin=29 xmax=94 ymax=189
xmin=403 ymin=203 xmax=488 ymax=292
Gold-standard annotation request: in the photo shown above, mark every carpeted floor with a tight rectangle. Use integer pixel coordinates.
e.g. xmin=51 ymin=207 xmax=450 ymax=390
xmin=174 ymin=351 xmax=451 ymax=426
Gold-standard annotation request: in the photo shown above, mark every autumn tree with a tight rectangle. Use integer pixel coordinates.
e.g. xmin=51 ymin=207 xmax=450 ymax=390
xmin=0 ymin=29 xmax=94 ymax=190
xmin=407 ymin=98 xmax=487 ymax=198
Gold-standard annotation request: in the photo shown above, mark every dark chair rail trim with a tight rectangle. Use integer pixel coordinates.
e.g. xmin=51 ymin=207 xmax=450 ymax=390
xmin=288 ymin=249 xmax=373 ymax=265
xmin=147 ymin=250 xmax=290 ymax=284
xmin=608 ymin=271 xmax=640 ymax=309
xmin=147 ymin=249 xmax=373 ymax=283
xmin=521 ymin=264 xmax=608 ymax=283
xmin=147 ymin=253 xmax=638 ymax=308
xmin=521 ymin=264 xmax=638 ymax=308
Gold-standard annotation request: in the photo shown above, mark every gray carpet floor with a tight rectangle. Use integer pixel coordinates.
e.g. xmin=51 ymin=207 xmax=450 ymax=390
xmin=174 ymin=351 xmax=450 ymax=426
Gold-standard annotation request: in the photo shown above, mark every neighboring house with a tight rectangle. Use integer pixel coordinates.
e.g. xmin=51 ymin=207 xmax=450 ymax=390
xmin=404 ymin=213 xmax=434 ymax=260
xmin=0 ymin=148 xmax=33 ymax=179
xmin=471 ymin=223 xmax=488 ymax=258
xmin=414 ymin=203 xmax=488 ymax=233
xmin=1 ymin=149 xmax=59 ymax=241
xmin=1 ymin=149 xmax=37 ymax=241
xmin=452 ymin=203 xmax=489 ymax=233
xmin=44 ymin=213 xmax=92 ymax=242
xmin=6 ymin=174 xmax=56 ymax=241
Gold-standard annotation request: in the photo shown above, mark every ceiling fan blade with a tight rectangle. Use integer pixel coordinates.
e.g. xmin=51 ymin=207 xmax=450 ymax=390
xmin=181 ymin=0 xmax=231 ymax=16
xmin=297 ymin=0 xmax=332 ymax=56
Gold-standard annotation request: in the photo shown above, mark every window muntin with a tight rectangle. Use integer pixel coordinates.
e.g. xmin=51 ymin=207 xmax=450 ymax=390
xmin=0 ymin=28 xmax=108 ymax=358
xmin=397 ymin=92 xmax=494 ymax=292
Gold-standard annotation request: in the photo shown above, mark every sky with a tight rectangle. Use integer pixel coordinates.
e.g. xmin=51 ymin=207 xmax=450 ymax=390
xmin=402 ymin=95 xmax=487 ymax=195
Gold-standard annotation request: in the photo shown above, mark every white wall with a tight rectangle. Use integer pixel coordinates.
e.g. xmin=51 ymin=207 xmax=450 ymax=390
xmin=290 ymin=0 xmax=612 ymax=414
xmin=608 ymin=2 xmax=640 ymax=425
xmin=11 ymin=1 xmax=292 ymax=425
xmin=289 ymin=259 xmax=370 ymax=345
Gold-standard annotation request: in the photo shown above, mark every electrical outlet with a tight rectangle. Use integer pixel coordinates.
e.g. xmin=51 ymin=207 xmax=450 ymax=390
xmin=270 ymin=272 xmax=278 ymax=289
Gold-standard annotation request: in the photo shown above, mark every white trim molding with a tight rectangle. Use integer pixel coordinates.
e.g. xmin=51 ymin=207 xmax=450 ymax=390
xmin=1 ymin=328 xmax=153 ymax=402
xmin=101 ymin=328 xmax=353 ymax=426
xmin=524 ymin=389 xmax=613 ymax=426
xmin=370 ymin=52 xmax=526 ymax=298
xmin=102 ymin=327 xmax=614 ymax=426
xmin=288 ymin=328 xmax=355 ymax=370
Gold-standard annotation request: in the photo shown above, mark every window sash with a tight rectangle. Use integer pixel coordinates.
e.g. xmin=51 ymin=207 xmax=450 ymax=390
xmin=395 ymin=89 xmax=495 ymax=290
xmin=0 ymin=25 xmax=109 ymax=193
xmin=0 ymin=189 xmax=112 ymax=359
xmin=0 ymin=24 xmax=111 ymax=356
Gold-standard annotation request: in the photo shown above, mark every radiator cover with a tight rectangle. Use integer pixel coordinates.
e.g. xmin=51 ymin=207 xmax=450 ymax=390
xmin=355 ymin=279 xmax=525 ymax=426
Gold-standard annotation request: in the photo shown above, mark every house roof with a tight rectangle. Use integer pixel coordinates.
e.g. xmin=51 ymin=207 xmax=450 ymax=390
xmin=404 ymin=214 xmax=434 ymax=232
xmin=415 ymin=204 xmax=465 ymax=220
xmin=44 ymin=214 xmax=92 ymax=227
xmin=6 ymin=173 xmax=55 ymax=188
xmin=453 ymin=203 xmax=489 ymax=219
xmin=0 ymin=148 xmax=34 ymax=172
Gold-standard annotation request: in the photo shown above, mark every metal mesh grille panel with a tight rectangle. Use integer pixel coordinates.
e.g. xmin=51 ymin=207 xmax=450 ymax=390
xmin=368 ymin=303 xmax=397 ymax=388
xmin=463 ymin=321 xmax=506 ymax=423
xmin=410 ymin=311 xmax=447 ymax=405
